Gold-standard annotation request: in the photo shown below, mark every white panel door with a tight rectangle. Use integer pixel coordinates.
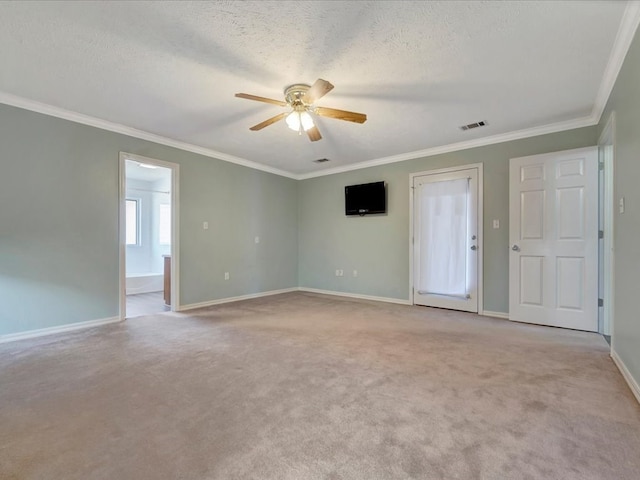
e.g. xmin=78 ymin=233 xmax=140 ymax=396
xmin=509 ymin=147 xmax=598 ymax=331
xmin=413 ymin=167 xmax=479 ymax=312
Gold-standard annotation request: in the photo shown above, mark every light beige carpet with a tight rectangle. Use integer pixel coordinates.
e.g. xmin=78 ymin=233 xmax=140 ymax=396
xmin=1 ymin=292 xmax=639 ymax=480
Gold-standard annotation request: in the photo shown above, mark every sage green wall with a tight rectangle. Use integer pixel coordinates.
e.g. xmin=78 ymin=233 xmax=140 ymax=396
xmin=598 ymin=28 xmax=640 ymax=389
xmin=298 ymin=127 xmax=597 ymax=312
xmin=0 ymin=104 xmax=298 ymax=336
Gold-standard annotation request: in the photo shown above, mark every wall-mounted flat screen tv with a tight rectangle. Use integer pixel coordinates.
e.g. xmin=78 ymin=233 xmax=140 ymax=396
xmin=345 ymin=181 xmax=386 ymax=216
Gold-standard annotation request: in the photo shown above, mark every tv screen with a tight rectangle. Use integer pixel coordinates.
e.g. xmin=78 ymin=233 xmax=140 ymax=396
xmin=345 ymin=181 xmax=386 ymax=216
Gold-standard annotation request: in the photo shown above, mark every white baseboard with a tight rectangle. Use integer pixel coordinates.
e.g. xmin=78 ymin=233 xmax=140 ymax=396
xmin=298 ymin=287 xmax=412 ymax=305
xmin=178 ymin=287 xmax=299 ymax=311
xmin=0 ymin=316 xmax=122 ymax=344
xmin=611 ymin=350 xmax=640 ymax=405
xmin=482 ymin=310 xmax=510 ymax=320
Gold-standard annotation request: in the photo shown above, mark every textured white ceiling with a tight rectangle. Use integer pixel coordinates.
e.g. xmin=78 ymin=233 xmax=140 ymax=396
xmin=0 ymin=1 xmax=630 ymax=175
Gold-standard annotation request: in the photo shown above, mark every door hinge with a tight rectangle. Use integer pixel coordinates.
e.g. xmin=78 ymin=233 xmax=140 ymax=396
xmin=598 ymin=298 xmax=604 ymax=307
xmin=599 ymin=230 xmax=604 ymax=239
xmin=599 ymin=162 xmax=604 ymax=171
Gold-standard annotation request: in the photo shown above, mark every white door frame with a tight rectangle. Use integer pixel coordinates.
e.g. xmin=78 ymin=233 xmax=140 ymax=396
xmin=409 ymin=163 xmax=484 ymax=313
xmin=119 ymin=152 xmax=180 ymax=319
xmin=598 ymin=112 xmax=616 ymax=340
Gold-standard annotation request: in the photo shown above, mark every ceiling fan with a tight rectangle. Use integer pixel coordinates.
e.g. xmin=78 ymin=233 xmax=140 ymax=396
xmin=235 ymin=79 xmax=367 ymax=142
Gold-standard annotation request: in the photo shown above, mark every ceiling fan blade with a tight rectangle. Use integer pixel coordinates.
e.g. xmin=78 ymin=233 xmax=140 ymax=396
xmin=314 ymin=106 xmax=367 ymax=124
xmin=306 ymin=125 xmax=322 ymax=142
xmin=235 ymin=93 xmax=288 ymax=107
xmin=249 ymin=112 xmax=287 ymax=131
xmin=303 ymin=79 xmax=334 ymax=104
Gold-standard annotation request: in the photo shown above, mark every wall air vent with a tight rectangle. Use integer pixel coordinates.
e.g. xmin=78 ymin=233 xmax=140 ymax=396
xmin=460 ymin=120 xmax=487 ymax=131
xmin=313 ymin=158 xmax=330 ymax=163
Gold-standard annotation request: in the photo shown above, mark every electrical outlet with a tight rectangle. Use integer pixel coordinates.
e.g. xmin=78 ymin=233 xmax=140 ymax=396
xmin=254 ymin=236 xmax=260 ymax=244
xmin=224 ymin=272 xmax=230 ymax=280
xmin=353 ymin=270 xmax=358 ymax=277
xmin=339 ymin=269 xmax=344 ymax=277
xmin=493 ymin=219 xmax=499 ymax=229
xmin=203 ymin=221 xmax=209 ymax=230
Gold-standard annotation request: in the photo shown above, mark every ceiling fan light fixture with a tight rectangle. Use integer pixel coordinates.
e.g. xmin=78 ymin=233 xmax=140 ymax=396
xmin=236 ymin=79 xmax=364 ymax=142
xmin=285 ymin=110 xmax=314 ymax=132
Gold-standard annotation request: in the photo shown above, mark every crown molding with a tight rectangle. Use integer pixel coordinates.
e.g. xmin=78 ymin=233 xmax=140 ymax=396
xmin=295 ymin=2 xmax=640 ymax=180
xmin=0 ymin=91 xmax=297 ymax=180
xmin=297 ymin=115 xmax=597 ymax=180
xmin=591 ymin=0 xmax=640 ymax=123
xmin=2 ymin=2 xmax=637 ymax=183
xmin=0 ymin=89 xmax=598 ymax=181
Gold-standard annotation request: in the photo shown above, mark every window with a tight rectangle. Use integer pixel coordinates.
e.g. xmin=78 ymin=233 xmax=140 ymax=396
xmin=159 ymin=203 xmax=171 ymax=245
xmin=125 ymin=199 xmax=139 ymax=245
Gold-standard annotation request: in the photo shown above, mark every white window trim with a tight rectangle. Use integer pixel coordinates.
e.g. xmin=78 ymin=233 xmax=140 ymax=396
xmin=125 ymin=197 xmax=141 ymax=247
xmin=158 ymin=203 xmax=171 ymax=246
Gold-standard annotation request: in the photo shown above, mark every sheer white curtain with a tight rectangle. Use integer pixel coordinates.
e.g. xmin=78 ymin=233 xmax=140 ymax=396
xmin=418 ymin=178 xmax=469 ymax=297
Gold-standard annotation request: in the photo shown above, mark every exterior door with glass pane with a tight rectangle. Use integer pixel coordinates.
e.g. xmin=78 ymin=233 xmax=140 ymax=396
xmin=412 ymin=167 xmax=480 ymax=312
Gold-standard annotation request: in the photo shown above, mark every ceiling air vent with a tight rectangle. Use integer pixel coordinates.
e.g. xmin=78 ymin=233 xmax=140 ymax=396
xmin=313 ymin=158 xmax=330 ymax=163
xmin=460 ymin=120 xmax=487 ymax=131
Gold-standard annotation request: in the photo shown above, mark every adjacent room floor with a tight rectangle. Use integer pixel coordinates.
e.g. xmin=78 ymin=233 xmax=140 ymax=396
xmin=126 ymin=291 xmax=169 ymax=318
xmin=1 ymin=292 xmax=639 ymax=480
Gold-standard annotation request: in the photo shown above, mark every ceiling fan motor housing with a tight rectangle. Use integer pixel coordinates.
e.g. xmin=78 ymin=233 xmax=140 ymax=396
xmin=284 ymin=84 xmax=311 ymax=107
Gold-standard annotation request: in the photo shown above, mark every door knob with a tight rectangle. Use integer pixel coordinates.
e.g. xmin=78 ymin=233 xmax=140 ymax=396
xmin=512 ymin=244 xmax=520 ymax=252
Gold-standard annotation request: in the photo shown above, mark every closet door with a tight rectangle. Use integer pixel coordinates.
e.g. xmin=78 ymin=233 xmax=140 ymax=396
xmin=509 ymin=147 xmax=598 ymax=331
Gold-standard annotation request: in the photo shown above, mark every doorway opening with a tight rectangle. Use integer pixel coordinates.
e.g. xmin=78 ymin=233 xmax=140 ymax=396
xmin=119 ymin=153 xmax=179 ymax=319
xmin=410 ymin=164 xmax=483 ymax=313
